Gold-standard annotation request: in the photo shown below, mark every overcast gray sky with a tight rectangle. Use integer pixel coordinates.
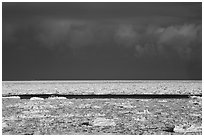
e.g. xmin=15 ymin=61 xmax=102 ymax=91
xmin=2 ymin=2 xmax=202 ymax=80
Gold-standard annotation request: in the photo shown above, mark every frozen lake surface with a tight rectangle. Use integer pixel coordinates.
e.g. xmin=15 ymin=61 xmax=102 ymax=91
xmin=2 ymin=80 xmax=202 ymax=95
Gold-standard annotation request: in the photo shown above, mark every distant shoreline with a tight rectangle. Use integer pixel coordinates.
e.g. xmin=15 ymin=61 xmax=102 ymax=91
xmin=2 ymin=80 xmax=202 ymax=84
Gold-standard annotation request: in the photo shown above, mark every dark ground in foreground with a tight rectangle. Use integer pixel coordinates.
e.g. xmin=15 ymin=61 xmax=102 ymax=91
xmin=2 ymin=96 xmax=202 ymax=135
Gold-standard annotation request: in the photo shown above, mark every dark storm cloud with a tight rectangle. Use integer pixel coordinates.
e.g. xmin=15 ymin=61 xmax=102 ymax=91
xmin=2 ymin=2 xmax=202 ymax=80
xmin=3 ymin=3 xmax=201 ymax=20
xmin=3 ymin=20 xmax=201 ymax=60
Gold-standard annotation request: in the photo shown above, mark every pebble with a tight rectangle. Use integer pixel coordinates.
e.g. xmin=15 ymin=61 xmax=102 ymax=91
xmin=93 ymin=117 xmax=116 ymax=127
xmin=30 ymin=97 xmax=44 ymax=100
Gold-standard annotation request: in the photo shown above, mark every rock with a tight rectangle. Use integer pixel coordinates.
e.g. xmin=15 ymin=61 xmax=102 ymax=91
xmin=144 ymin=109 xmax=151 ymax=114
xmin=96 ymin=113 xmax=106 ymax=117
xmin=48 ymin=97 xmax=67 ymax=100
xmin=119 ymin=110 xmax=132 ymax=114
xmin=162 ymin=125 xmax=175 ymax=132
xmin=161 ymin=123 xmax=176 ymax=132
xmin=174 ymin=125 xmax=187 ymax=133
xmin=189 ymin=100 xmax=201 ymax=105
xmin=121 ymin=104 xmax=134 ymax=108
xmin=93 ymin=117 xmax=116 ymax=127
xmin=136 ymin=109 xmax=151 ymax=114
xmin=30 ymin=97 xmax=44 ymax=100
xmin=189 ymin=113 xmax=201 ymax=117
xmin=174 ymin=125 xmax=202 ymax=133
xmin=93 ymin=105 xmax=101 ymax=109
xmin=134 ymin=116 xmax=146 ymax=122
xmin=2 ymin=122 xmax=8 ymax=128
xmin=190 ymin=96 xmax=202 ymax=100
xmin=2 ymin=96 xmax=20 ymax=99
xmin=4 ymin=116 xmax=18 ymax=121
xmin=187 ymin=125 xmax=202 ymax=132
xmin=78 ymin=104 xmax=91 ymax=108
xmin=158 ymin=100 xmax=168 ymax=103
xmin=140 ymin=99 xmax=149 ymax=102
xmin=80 ymin=122 xmax=91 ymax=126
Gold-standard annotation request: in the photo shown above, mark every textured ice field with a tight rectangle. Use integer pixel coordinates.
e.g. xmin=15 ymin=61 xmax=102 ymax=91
xmin=2 ymin=80 xmax=202 ymax=135
xmin=2 ymin=80 xmax=202 ymax=95
xmin=2 ymin=97 xmax=202 ymax=135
